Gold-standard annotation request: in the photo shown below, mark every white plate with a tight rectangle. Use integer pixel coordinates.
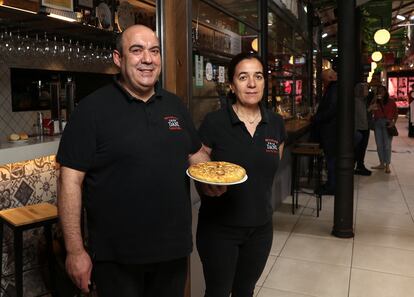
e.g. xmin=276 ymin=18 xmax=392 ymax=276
xmin=186 ymin=169 xmax=248 ymax=186
xmin=8 ymin=139 xmax=29 ymax=144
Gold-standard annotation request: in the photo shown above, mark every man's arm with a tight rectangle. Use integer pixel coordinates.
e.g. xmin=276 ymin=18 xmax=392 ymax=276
xmin=58 ymin=166 xmax=92 ymax=293
xmin=188 ymin=145 xmax=227 ymax=197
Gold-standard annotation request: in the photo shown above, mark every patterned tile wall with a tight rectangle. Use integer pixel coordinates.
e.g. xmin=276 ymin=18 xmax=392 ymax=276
xmin=0 ymin=155 xmax=58 ymax=297
xmin=0 ymin=54 xmax=117 ymax=142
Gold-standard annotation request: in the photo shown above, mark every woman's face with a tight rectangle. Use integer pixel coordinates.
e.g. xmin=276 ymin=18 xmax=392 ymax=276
xmin=230 ymin=58 xmax=264 ymax=107
xmin=377 ymin=87 xmax=386 ymax=98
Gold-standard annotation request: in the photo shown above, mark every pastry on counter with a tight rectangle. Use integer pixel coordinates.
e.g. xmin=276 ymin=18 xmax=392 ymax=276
xmin=9 ymin=133 xmax=20 ymax=141
xmin=19 ymin=133 xmax=29 ymax=140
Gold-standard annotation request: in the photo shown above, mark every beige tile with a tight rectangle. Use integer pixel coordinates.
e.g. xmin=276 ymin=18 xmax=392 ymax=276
xmin=270 ymin=231 xmax=290 ymax=256
xmin=257 ymin=255 xmax=277 ymax=286
xmin=353 ymin=243 xmax=414 ymax=277
xmin=263 ymin=257 xmax=349 ymax=297
xmin=356 ymin=209 xmax=414 ymax=230
xmin=293 ymin=218 xmax=349 ymax=241
xmin=355 ymin=225 xmax=414 ymax=251
xmin=280 ymin=235 xmax=352 ymax=266
xmin=257 ymin=287 xmax=313 ymax=297
xmin=273 ymin=212 xmax=300 ymax=233
xmin=356 ymin=198 xmax=409 ymax=215
xmin=349 ymin=268 xmax=414 ymax=297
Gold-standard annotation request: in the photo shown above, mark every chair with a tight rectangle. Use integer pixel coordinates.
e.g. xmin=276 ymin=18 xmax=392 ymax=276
xmin=290 ymin=143 xmax=324 ymax=217
xmin=0 ymin=203 xmax=58 ymax=297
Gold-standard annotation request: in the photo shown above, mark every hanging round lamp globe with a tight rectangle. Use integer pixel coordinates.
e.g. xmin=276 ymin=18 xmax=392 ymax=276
xmin=251 ymin=38 xmax=258 ymax=52
xmin=371 ymin=51 xmax=382 ymax=62
xmin=374 ymin=29 xmax=390 ymax=45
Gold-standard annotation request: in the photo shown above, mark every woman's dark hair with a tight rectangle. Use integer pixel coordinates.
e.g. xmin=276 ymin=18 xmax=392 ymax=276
xmin=227 ymin=52 xmax=265 ymax=102
xmin=377 ymin=85 xmax=389 ymax=105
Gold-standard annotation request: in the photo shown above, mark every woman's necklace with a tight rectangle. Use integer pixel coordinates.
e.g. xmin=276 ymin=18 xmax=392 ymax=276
xmin=234 ymin=105 xmax=260 ymax=124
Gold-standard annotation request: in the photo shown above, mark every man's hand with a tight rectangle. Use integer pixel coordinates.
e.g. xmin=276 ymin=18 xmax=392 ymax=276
xmin=196 ymin=182 xmax=227 ymax=197
xmin=65 ymin=249 xmax=93 ymax=293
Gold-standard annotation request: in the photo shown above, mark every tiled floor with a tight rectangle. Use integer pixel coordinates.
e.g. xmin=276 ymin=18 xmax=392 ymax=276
xmin=255 ymin=117 xmax=414 ymax=297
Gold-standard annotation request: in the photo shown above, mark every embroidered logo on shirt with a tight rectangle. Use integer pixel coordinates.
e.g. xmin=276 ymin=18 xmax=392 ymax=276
xmin=164 ymin=116 xmax=182 ymax=130
xmin=265 ymin=138 xmax=279 ymax=154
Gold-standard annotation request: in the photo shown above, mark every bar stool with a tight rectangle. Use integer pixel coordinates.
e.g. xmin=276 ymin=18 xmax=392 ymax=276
xmin=290 ymin=143 xmax=324 ymax=217
xmin=0 ymin=203 xmax=58 ymax=297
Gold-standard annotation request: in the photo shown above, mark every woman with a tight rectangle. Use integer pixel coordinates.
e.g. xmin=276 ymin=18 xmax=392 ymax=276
xmin=369 ymin=85 xmax=398 ymax=173
xmin=196 ymin=52 xmax=286 ymax=297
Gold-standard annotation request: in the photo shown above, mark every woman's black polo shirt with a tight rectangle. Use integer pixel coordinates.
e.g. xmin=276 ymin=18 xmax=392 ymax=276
xmin=57 ymin=81 xmax=201 ymax=264
xmin=198 ymin=102 xmax=286 ymax=226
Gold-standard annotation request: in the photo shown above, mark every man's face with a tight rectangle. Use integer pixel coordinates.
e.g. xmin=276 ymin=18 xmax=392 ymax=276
xmin=113 ymin=26 xmax=161 ymax=99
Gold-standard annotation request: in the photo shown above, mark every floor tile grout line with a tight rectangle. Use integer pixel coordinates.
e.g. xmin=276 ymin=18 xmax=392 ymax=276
xmin=277 ymin=255 xmax=352 ymax=268
xmin=259 ymin=286 xmax=319 ymax=297
xmin=351 ymin=266 xmax=414 ymax=280
xmin=352 ymin=240 xmax=414 ymax=253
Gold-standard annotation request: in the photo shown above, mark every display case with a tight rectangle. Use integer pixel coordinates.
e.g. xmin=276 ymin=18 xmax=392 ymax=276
xmin=190 ymin=0 xmax=259 ymax=127
xmin=267 ymin=6 xmax=310 ymax=120
xmin=388 ymin=73 xmax=411 ymax=110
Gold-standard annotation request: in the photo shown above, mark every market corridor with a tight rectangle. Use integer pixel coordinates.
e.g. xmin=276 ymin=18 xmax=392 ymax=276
xmin=256 ymin=117 xmax=414 ymax=297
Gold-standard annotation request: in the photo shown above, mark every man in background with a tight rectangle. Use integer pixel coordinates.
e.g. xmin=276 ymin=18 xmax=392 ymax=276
xmin=313 ymin=69 xmax=337 ymax=195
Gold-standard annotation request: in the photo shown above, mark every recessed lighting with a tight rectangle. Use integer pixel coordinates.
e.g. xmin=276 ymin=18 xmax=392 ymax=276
xmin=397 ymin=15 xmax=406 ymax=21
xmin=327 ymin=44 xmax=332 ymax=48
xmin=322 ymin=33 xmax=328 ymax=38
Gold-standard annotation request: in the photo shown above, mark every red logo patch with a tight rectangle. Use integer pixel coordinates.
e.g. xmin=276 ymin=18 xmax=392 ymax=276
xmin=265 ymin=138 xmax=279 ymax=154
xmin=164 ymin=116 xmax=182 ymax=130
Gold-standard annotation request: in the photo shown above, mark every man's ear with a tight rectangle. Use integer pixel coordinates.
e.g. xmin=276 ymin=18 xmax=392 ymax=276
xmin=113 ymin=50 xmax=122 ymax=68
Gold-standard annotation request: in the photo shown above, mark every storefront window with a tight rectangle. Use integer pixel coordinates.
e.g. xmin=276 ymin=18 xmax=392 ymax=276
xmin=191 ymin=0 xmax=259 ymax=126
xmin=267 ymin=8 xmax=309 ymax=119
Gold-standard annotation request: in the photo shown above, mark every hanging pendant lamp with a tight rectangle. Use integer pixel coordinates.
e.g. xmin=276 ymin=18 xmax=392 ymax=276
xmin=374 ymin=29 xmax=390 ymax=45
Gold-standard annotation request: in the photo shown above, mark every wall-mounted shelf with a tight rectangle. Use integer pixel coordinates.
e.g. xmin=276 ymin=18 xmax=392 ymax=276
xmin=0 ymin=5 xmax=117 ymax=45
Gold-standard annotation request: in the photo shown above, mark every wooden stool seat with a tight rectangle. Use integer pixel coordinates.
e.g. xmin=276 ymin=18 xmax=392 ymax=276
xmin=291 ymin=144 xmax=324 ymax=217
xmin=0 ymin=203 xmax=57 ymax=227
xmin=0 ymin=203 xmax=58 ymax=297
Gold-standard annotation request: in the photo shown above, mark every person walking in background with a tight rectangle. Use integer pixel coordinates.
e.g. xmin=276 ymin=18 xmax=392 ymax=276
xmin=57 ymin=25 xmax=224 ymax=297
xmin=196 ymin=52 xmax=286 ymax=297
xmin=313 ymin=69 xmax=337 ymax=195
xmin=369 ymin=85 xmax=398 ymax=174
xmin=354 ymin=82 xmax=372 ymax=176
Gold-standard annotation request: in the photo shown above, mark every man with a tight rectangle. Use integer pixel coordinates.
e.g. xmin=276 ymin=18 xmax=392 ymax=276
xmin=57 ymin=25 xmax=224 ymax=297
xmin=354 ymin=82 xmax=372 ymax=176
xmin=313 ymin=69 xmax=337 ymax=195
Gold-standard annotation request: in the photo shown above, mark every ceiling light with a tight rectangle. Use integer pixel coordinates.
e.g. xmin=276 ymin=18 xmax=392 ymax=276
xmin=327 ymin=44 xmax=332 ymax=48
xmin=410 ymin=64 xmax=414 ymax=68
xmin=48 ymin=13 xmax=76 ymax=22
xmin=322 ymin=33 xmax=328 ymax=38
xmin=367 ymin=76 xmax=372 ymax=83
xmin=332 ymin=48 xmax=338 ymax=52
xmin=371 ymin=51 xmax=383 ymax=62
xmin=396 ymin=15 xmax=406 ymax=21
xmin=251 ymin=38 xmax=258 ymax=52
xmin=371 ymin=61 xmax=377 ymax=71
xmin=374 ymin=29 xmax=390 ymax=45
xmin=0 ymin=4 xmax=36 ymax=13
xmin=410 ymin=15 xmax=414 ymax=20
xmin=304 ymin=5 xmax=307 ymax=13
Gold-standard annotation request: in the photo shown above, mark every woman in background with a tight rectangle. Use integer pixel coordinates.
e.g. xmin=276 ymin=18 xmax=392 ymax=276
xmin=369 ymin=85 xmax=398 ymax=174
xmin=196 ymin=52 xmax=286 ymax=297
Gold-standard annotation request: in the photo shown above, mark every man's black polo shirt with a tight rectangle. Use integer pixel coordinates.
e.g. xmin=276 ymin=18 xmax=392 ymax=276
xmin=57 ymin=81 xmax=201 ymax=264
xmin=198 ymin=102 xmax=286 ymax=226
